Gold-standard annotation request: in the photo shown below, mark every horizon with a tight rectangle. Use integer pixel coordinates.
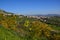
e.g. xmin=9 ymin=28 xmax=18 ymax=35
xmin=0 ymin=0 xmax=60 ymax=15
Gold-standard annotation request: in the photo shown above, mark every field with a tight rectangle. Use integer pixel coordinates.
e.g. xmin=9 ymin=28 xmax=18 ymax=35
xmin=0 ymin=10 xmax=60 ymax=40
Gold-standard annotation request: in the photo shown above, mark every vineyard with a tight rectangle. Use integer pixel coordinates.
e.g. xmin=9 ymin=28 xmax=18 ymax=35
xmin=0 ymin=10 xmax=60 ymax=40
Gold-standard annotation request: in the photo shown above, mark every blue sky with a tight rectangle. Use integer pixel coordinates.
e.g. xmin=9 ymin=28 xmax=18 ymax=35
xmin=0 ymin=0 xmax=60 ymax=15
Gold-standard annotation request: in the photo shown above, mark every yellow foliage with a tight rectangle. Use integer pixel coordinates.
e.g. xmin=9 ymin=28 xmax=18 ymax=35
xmin=24 ymin=20 xmax=30 ymax=27
xmin=1 ymin=21 xmax=8 ymax=28
xmin=29 ymin=28 xmax=32 ymax=31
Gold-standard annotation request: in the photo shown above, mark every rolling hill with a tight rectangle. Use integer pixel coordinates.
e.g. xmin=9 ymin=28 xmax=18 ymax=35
xmin=0 ymin=10 xmax=60 ymax=40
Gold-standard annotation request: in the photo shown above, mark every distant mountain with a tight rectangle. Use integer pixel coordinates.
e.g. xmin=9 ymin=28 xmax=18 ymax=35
xmin=33 ymin=14 xmax=60 ymax=17
xmin=0 ymin=9 xmax=14 ymax=14
xmin=45 ymin=14 xmax=60 ymax=16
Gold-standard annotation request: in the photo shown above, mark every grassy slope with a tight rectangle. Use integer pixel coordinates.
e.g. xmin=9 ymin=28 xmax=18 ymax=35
xmin=0 ymin=25 xmax=25 ymax=40
xmin=0 ymin=10 xmax=60 ymax=40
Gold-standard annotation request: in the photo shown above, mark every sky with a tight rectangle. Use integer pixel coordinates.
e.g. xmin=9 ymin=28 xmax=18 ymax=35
xmin=0 ymin=0 xmax=60 ymax=15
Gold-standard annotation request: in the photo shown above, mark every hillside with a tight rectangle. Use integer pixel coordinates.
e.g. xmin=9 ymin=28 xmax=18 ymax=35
xmin=0 ymin=10 xmax=60 ymax=40
xmin=0 ymin=25 xmax=22 ymax=40
xmin=0 ymin=9 xmax=14 ymax=14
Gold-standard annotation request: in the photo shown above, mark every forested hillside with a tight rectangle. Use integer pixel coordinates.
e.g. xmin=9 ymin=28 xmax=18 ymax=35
xmin=0 ymin=10 xmax=60 ymax=40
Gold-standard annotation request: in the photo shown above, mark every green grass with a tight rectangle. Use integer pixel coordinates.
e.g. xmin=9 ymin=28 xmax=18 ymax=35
xmin=0 ymin=25 xmax=48 ymax=40
xmin=49 ymin=25 xmax=60 ymax=30
xmin=0 ymin=25 xmax=26 ymax=40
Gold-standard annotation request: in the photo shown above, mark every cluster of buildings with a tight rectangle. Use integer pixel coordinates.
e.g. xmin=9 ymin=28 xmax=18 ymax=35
xmin=27 ymin=16 xmax=50 ymax=22
xmin=0 ymin=11 xmax=50 ymax=22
